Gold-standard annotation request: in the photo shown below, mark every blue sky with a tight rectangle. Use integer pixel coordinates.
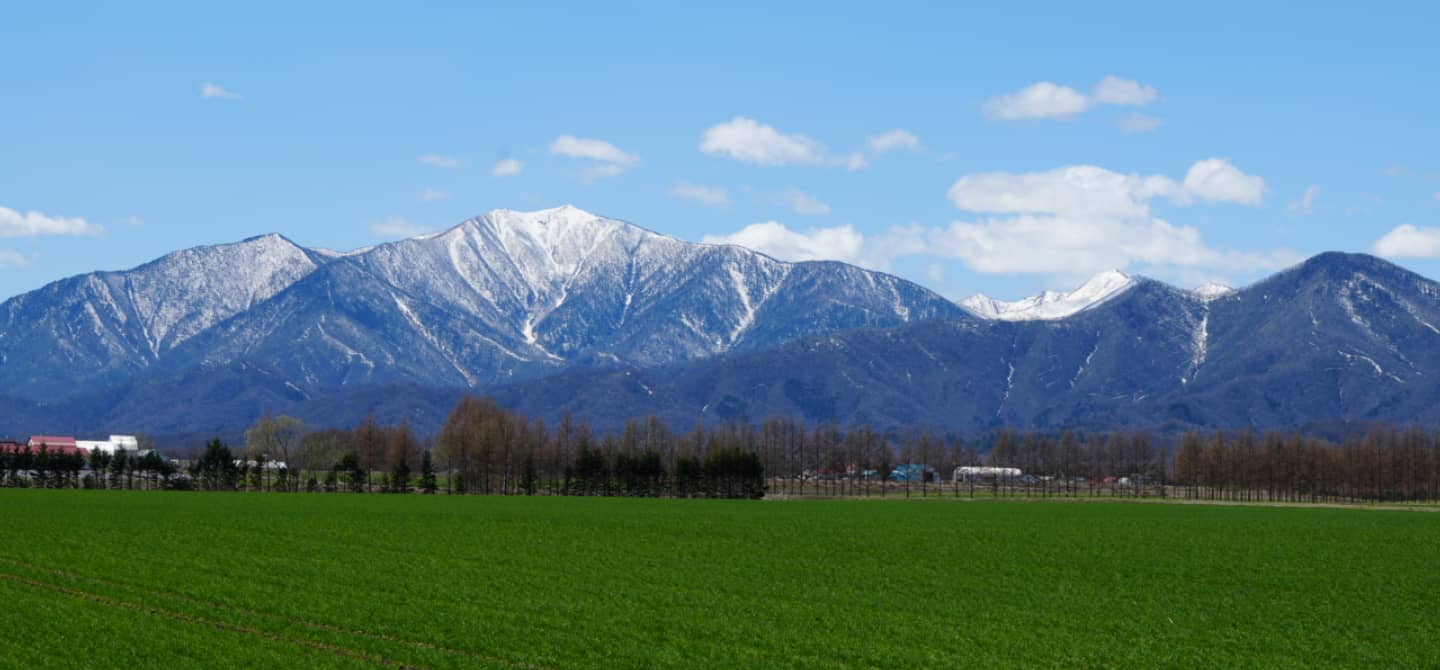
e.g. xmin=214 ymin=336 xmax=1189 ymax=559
xmin=3 ymin=2 xmax=1439 ymax=302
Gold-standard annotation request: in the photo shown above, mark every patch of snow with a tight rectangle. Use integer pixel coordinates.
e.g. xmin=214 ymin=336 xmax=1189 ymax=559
xmin=961 ymin=270 xmax=1136 ymax=321
xmin=1071 ymin=336 xmax=1099 ymax=388
xmin=727 ymin=264 xmax=756 ymax=343
xmin=997 ymin=361 xmax=1015 ymax=416
xmin=1184 ymin=309 xmax=1209 ymax=384
xmin=1191 ymin=282 xmax=1235 ymax=301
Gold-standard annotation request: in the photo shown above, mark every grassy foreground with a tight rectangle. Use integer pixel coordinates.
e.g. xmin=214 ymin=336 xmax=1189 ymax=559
xmin=0 ymin=491 xmax=1435 ymax=669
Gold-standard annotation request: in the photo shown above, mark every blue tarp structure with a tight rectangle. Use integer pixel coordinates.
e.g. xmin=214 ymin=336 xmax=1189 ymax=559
xmin=889 ymin=464 xmax=934 ymax=482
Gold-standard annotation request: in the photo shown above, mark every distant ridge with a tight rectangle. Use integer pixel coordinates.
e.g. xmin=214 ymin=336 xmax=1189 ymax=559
xmin=1 ymin=210 xmax=1434 ymax=440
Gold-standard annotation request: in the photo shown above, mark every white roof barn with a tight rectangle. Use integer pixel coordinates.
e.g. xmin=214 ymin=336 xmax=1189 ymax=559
xmin=76 ymin=435 xmax=142 ymax=455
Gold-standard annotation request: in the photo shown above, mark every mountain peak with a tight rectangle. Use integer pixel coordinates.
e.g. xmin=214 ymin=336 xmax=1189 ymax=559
xmin=1192 ymin=282 xmax=1235 ymax=301
xmin=960 ymin=269 xmax=1136 ymax=321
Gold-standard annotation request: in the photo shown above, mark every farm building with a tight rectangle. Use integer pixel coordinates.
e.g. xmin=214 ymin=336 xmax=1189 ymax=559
xmin=76 ymin=435 xmax=141 ymax=455
xmin=23 ymin=435 xmax=87 ymax=457
xmin=953 ymin=466 xmax=1024 ymax=483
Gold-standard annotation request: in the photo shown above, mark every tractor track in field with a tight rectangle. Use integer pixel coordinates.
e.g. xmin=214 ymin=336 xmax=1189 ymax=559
xmin=0 ymin=555 xmax=554 ymax=670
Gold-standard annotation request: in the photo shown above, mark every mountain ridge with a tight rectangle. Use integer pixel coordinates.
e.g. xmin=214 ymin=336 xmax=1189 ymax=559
xmin=2 ymin=207 xmax=1437 ymax=441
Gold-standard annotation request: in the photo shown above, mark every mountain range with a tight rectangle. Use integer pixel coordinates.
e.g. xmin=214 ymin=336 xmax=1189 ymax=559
xmin=3 ymin=205 xmax=1438 ymax=442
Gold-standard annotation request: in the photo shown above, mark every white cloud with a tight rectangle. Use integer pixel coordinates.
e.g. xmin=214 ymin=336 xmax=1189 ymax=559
xmin=671 ymin=183 xmax=730 ymax=207
xmin=1374 ymin=224 xmax=1440 ymax=258
xmin=550 ymin=135 xmax=638 ymax=179
xmin=699 ymin=117 xmax=827 ymax=166
xmin=703 ymin=222 xmax=868 ymax=265
xmin=491 ymin=158 xmax=523 ymax=177
xmin=200 ymin=82 xmax=241 ymax=100
xmin=1288 ymin=185 xmax=1320 ymax=214
xmin=550 ymin=136 xmax=638 ymax=165
xmin=126 ymin=215 xmax=144 ymax=226
xmin=0 ymin=249 xmax=28 ymax=268
xmin=936 ymin=160 xmax=1281 ymax=277
xmin=948 ymin=160 xmax=1265 ymax=218
xmin=948 ymin=165 xmax=1179 ymax=219
xmin=581 ymin=164 xmax=628 ymax=181
xmin=926 ymin=214 xmax=1291 ymax=277
xmin=369 ymin=217 xmax=430 ymax=239
xmin=1117 ymin=113 xmax=1164 ymax=133
xmin=420 ymin=188 xmax=451 ymax=202
xmin=983 ymin=82 xmax=1091 ymax=120
xmin=699 ymin=117 xmax=871 ymax=170
xmin=840 ymin=152 xmax=868 ymax=171
xmin=1092 ymin=76 xmax=1159 ymax=106
xmin=869 ymin=129 xmax=921 ymax=153
xmin=418 ymin=154 xmax=462 ymax=169
xmin=0 ymin=206 xmax=104 ymax=238
xmin=985 ymin=76 xmax=1160 ymax=122
xmin=784 ymin=190 xmax=831 ymax=216
xmin=1181 ymin=158 xmax=1266 ymax=205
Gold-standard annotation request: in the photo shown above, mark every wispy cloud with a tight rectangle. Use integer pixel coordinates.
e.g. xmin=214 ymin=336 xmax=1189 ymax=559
xmin=418 ymin=154 xmax=462 ymax=169
xmin=704 ymin=222 xmax=871 ymax=266
xmin=869 ymin=129 xmax=921 ymax=153
xmin=984 ymin=76 xmax=1159 ymax=121
xmin=550 ymin=136 xmax=638 ymax=179
xmin=200 ymin=82 xmax=242 ymax=100
xmin=783 ymin=190 xmax=831 ymax=216
xmin=671 ymin=183 xmax=730 ymax=207
xmin=984 ymin=82 xmax=1092 ymax=120
xmin=700 ymin=117 xmax=827 ymax=166
xmin=0 ymin=249 xmax=28 ymax=268
xmin=491 ymin=158 xmax=523 ymax=177
xmin=1288 ymin=185 xmax=1320 ymax=214
xmin=369 ymin=217 xmax=430 ymax=239
xmin=1091 ymin=75 xmax=1160 ymax=106
xmin=420 ymin=188 xmax=452 ymax=202
xmin=0 ymin=205 xmax=104 ymax=238
xmin=1117 ymin=113 xmax=1164 ymax=133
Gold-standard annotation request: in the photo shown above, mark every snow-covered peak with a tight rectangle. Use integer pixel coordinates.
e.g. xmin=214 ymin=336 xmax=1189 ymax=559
xmin=122 ymin=232 xmax=324 ymax=351
xmin=1192 ymin=282 xmax=1235 ymax=301
xmin=960 ymin=270 xmax=1136 ymax=321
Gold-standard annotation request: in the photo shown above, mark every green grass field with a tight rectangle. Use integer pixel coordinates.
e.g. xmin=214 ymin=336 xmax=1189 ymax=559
xmin=0 ymin=491 xmax=1436 ymax=669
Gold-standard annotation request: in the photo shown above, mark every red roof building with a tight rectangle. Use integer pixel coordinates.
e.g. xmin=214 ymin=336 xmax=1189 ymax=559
xmin=24 ymin=435 xmax=87 ymax=457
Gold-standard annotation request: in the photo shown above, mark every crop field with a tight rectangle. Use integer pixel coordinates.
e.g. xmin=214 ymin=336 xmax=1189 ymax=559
xmin=0 ymin=492 xmax=1436 ymax=669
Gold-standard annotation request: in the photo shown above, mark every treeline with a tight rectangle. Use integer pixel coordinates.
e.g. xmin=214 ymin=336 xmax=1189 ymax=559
xmin=1174 ymin=428 xmax=1440 ymax=503
xmin=7 ymin=394 xmax=1440 ymax=504
xmin=0 ymin=446 xmax=174 ymax=490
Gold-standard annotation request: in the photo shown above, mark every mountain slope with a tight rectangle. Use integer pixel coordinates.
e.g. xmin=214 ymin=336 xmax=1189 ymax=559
xmin=0 ymin=206 xmax=965 ymax=423
xmin=0 ymin=234 xmax=327 ymax=398
xmin=160 ymin=206 xmax=965 ymax=391
xmin=487 ymin=253 xmax=1440 ymax=435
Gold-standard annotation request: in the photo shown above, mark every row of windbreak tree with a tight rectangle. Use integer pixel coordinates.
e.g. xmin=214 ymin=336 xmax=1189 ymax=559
xmin=241 ymin=397 xmax=1440 ymax=503
xmin=1173 ymin=428 xmax=1440 ymax=503
xmin=10 ymin=394 xmax=1440 ymax=503
xmin=0 ymin=446 xmax=174 ymax=490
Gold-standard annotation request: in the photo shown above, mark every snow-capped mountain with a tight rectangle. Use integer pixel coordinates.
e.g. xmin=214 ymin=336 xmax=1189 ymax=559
xmin=490 ymin=253 xmax=1440 ymax=435
xmin=959 ymin=270 xmax=1136 ymax=321
xmin=5 ymin=208 xmax=1439 ymax=442
xmin=0 ymin=205 xmax=964 ymax=401
xmin=0 ymin=234 xmax=327 ymax=398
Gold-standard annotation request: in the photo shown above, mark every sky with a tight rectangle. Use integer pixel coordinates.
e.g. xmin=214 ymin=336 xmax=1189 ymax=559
xmin=3 ymin=2 xmax=1440 ymax=303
